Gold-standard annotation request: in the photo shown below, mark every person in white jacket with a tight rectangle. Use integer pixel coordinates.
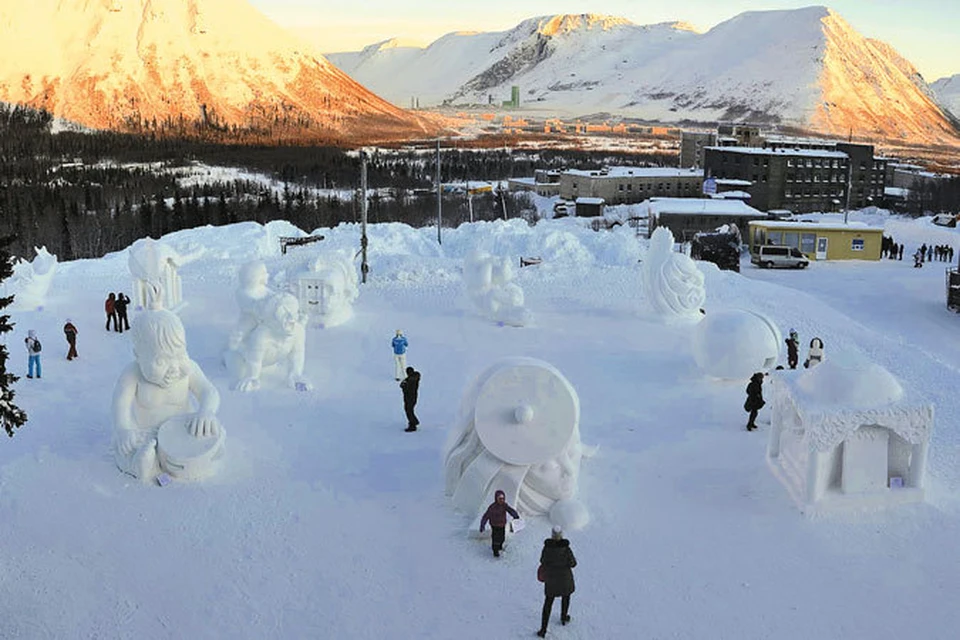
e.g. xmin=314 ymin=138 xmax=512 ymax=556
xmin=24 ymin=329 xmax=41 ymax=379
xmin=805 ymin=337 xmax=825 ymax=368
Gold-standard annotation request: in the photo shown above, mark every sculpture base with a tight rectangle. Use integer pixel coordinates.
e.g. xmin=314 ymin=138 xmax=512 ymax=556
xmin=156 ymin=416 xmax=226 ymax=481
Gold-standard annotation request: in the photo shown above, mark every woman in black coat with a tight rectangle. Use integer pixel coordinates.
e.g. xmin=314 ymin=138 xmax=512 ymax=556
xmin=537 ymin=526 xmax=577 ymax=637
xmin=744 ymin=372 xmax=765 ymax=431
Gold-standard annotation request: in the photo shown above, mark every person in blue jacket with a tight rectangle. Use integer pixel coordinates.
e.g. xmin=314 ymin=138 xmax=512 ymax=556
xmin=391 ymin=329 xmax=408 ymax=381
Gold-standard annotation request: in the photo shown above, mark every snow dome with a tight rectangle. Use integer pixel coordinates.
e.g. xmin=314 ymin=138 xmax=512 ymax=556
xmin=692 ymin=309 xmax=781 ymax=379
xmin=795 ymin=352 xmax=903 ymax=408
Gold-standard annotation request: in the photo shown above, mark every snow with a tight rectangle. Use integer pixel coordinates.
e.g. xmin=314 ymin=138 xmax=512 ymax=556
xmin=3 ymin=208 xmax=960 ymax=638
xmin=565 ymin=167 xmax=701 ymax=179
xmin=643 ymin=197 xmax=763 ymax=217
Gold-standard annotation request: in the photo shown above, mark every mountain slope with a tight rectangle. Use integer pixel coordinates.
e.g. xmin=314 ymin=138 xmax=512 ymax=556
xmin=0 ymin=0 xmax=439 ymax=143
xmin=932 ymin=74 xmax=960 ymax=118
xmin=328 ymin=8 xmax=959 ymax=144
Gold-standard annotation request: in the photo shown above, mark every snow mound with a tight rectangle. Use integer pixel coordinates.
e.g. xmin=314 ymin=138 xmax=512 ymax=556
xmin=796 ymin=352 xmax=903 ymax=407
xmin=692 ymin=309 xmax=781 ymax=379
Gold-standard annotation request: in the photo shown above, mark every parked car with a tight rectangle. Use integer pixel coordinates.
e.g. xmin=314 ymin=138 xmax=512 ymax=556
xmin=751 ymin=245 xmax=809 ymax=269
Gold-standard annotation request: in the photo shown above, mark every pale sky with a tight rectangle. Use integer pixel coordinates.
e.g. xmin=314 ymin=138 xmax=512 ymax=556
xmin=248 ymin=0 xmax=958 ymax=81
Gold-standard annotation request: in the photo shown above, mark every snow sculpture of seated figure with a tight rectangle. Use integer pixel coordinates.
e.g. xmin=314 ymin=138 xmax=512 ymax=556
xmin=297 ymin=252 xmax=359 ymax=327
xmin=224 ymin=291 xmax=312 ymax=392
xmin=444 ymin=358 xmax=595 ymax=531
xmin=642 ymin=227 xmax=705 ymax=322
xmin=463 ymin=251 xmax=532 ymax=327
xmin=0 ymin=246 xmax=58 ymax=310
xmin=112 ymin=308 xmax=224 ymax=482
xmin=230 ymin=260 xmax=273 ymax=350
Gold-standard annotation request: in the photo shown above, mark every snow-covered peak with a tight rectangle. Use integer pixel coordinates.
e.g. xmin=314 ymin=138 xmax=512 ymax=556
xmin=931 ymin=73 xmax=960 ymax=117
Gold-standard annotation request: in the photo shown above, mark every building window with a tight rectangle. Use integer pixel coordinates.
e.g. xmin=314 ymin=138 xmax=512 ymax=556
xmin=801 ymin=233 xmax=816 ymax=253
xmin=851 ymin=238 xmax=865 ymax=251
xmin=618 ymin=184 xmax=624 ymax=191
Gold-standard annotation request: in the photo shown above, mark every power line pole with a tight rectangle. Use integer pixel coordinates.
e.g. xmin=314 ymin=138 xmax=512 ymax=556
xmin=844 ymin=157 xmax=852 ymax=225
xmin=360 ymin=150 xmax=369 ymax=283
xmin=436 ymin=138 xmax=442 ymax=245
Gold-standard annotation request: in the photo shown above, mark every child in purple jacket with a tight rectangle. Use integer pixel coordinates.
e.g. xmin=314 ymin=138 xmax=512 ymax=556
xmin=479 ymin=489 xmax=520 ymax=557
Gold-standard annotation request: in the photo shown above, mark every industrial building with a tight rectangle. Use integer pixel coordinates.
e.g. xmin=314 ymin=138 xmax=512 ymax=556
xmin=558 ymin=167 xmax=704 ymax=204
xmin=643 ymin=198 xmax=771 ymax=240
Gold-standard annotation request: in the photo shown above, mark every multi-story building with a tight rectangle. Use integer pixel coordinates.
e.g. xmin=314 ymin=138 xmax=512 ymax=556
xmin=558 ymin=167 xmax=704 ymax=204
xmin=704 ymin=147 xmax=850 ymax=213
xmin=679 ymin=131 xmax=718 ymax=168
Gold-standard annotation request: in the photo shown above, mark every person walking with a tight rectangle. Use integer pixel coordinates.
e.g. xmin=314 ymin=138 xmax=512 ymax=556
xmin=392 ymin=329 xmax=408 ymax=381
xmin=898 ymin=244 xmax=904 ymax=260
xmin=785 ymin=329 xmax=799 ymax=370
xmin=24 ymin=330 xmax=42 ymax=379
xmin=105 ymin=293 xmax=118 ymax=331
xmin=63 ymin=319 xmax=78 ymax=360
xmin=400 ymin=366 xmax=420 ymax=432
xmin=744 ymin=372 xmax=765 ymax=431
xmin=536 ymin=526 xmax=577 ymax=637
xmin=479 ymin=489 xmax=520 ymax=558
xmin=114 ymin=292 xmax=131 ymax=332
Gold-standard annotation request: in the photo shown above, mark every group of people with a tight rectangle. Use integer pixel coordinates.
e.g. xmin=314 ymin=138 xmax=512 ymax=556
xmin=913 ymin=242 xmax=954 ymax=268
xmin=479 ymin=490 xmax=578 ymax=637
xmin=393 ymin=330 xmax=421 ymax=432
xmin=881 ymin=235 xmax=904 ymax=260
xmin=746 ymin=328 xmax=825 ymax=431
xmin=20 ymin=319 xmax=81 ymax=379
xmin=105 ymin=292 xmax=131 ymax=332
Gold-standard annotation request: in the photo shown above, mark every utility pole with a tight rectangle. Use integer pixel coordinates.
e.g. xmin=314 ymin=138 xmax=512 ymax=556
xmin=436 ymin=138 xmax=442 ymax=245
xmin=467 ymin=187 xmax=474 ymax=223
xmin=843 ymin=157 xmax=852 ymax=225
xmin=360 ymin=151 xmax=369 ymax=283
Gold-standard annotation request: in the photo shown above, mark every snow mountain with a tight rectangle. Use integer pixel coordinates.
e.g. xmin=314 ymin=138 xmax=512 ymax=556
xmin=0 ymin=0 xmax=438 ymax=143
xmin=327 ymin=7 xmax=960 ymax=144
xmin=932 ymin=74 xmax=960 ymax=119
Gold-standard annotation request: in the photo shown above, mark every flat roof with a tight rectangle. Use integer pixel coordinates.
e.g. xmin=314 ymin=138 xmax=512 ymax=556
xmin=715 ymin=178 xmax=752 ymax=186
xmin=575 ymin=197 xmax=605 ymax=204
xmin=564 ymin=167 xmax=703 ymax=178
xmin=748 ymin=220 xmax=882 ymax=232
xmin=705 ymin=146 xmax=849 ymax=159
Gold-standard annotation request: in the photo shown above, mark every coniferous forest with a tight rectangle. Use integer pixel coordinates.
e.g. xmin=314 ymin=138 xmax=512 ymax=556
xmin=0 ymin=104 xmax=683 ymax=260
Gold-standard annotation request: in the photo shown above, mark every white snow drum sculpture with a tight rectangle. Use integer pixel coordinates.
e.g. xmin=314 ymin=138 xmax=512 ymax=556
xmin=463 ymin=251 xmax=532 ymax=327
xmin=296 ymin=252 xmax=359 ymax=328
xmin=0 ymin=246 xmax=58 ymax=310
xmin=692 ymin=309 xmax=782 ymax=379
xmin=112 ymin=307 xmax=225 ymax=483
xmin=128 ymin=238 xmax=189 ymax=312
xmin=641 ymin=227 xmax=705 ymax=322
xmin=766 ymin=354 xmax=933 ymax=514
xmin=224 ymin=262 xmax=312 ymax=392
xmin=444 ymin=358 xmax=594 ymax=530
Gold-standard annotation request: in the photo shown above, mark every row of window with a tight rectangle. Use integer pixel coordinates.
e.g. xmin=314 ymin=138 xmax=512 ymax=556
xmin=784 ymin=189 xmax=844 ymax=199
xmin=760 ymin=231 xmax=865 ymax=253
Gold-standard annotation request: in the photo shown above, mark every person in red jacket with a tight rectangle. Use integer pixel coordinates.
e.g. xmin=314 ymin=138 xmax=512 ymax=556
xmin=63 ymin=319 xmax=78 ymax=360
xmin=105 ymin=293 xmax=117 ymax=331
xmin=479 ymin=489 xmax=520 ymax=557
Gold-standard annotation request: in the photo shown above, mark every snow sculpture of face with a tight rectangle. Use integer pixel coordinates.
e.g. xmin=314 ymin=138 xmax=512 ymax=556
xmin=692 ymin=309 xmax=781 ymax=379
xmin=266 ymin=293 xmax=304 ymax=337
xmin=297 ymin=255 xmax=358 ymax=327
xmin=132 ymin=309 xmax=190 ymax=389
xmin=239 ymin=261 xmax=269 ymax=293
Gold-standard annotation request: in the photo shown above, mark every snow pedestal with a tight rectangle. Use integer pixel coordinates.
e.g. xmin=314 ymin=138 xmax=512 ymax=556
xmin=766 ymin=355 xmax=933 ymax=514
xmin=443 ymin=358 xmax=592 ymax=530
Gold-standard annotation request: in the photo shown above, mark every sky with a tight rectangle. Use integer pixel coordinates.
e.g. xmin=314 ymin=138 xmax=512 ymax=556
xmin=249 ymin=0 xmax=959 ymax=81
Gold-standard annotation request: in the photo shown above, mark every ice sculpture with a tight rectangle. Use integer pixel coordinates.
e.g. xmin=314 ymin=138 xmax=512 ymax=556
xmin=128 ymin=238 xmax=186 ymax=311
xmin=0 ymin=247 xmax=58 ymax=310
xmin=641 ymin=227 xmax=705 ymax=321
xmin=296 ymin=252 xmax=359 ymax=328
xmin=463 ymin=251 xmax=532 ymax=327
xmin=224 ymin=290 xmax=312 ymax=392
xmin=692 ymin=309 xmax=781 ymax=379
xmin=767 ymin=354 xmax=933 ymax=514
xmin=112 ymin=308 xmax=225 ymax=483
xmin=444 ymin=358 xmax=594 ymax=530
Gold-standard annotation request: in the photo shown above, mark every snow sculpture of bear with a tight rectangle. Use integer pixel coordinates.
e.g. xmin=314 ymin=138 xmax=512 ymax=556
xmin=296 ymin=252 xmax=359 ymax=328
xmin=224 ymin=290 xmax=312 ymax=392
xmin=642 ymin=227 xmax=705 ymax=322
xmin=463 ymin=251 xmax=532 ymax=327
xmin=444 ymin=358 xmax=594 ymax=530
xmin=112 ymin=308 xmax=225 ymax=483
xmin=0 ymin=246 xmax=58 ymax=310
xmin=692 ymin=308 xmax=781 ymax=379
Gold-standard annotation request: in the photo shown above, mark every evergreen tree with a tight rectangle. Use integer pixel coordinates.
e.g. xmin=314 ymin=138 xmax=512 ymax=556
xmin=0 ymin=234 xmax=28 ymax=437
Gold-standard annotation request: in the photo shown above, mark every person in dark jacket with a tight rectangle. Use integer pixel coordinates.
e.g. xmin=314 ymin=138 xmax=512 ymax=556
xmin=63 ymin=319 xmax=78 ymax=360
xmin=114 ymin=292 xmax=131 ymax=332
xmin=400 ymin=366 xmax=420 ymax=432
xmin=785 ymin=329 xmax=799 ymax=369
xmin=105 ymin=293 xmax=117 ymax=331
xmin=479 ymin=489 xmax=520 ymax=557
xmin=744 ymin=372 xmax=765 ymax=431
xmin=537 ymin=526 xmax=577 ymax=637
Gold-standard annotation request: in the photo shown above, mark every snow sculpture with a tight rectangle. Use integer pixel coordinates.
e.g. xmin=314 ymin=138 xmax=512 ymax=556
xmin=224 ymin=290 xmax=312 ymax=392
xmin=112 ymin=308 xmax=225 ymax=483
xmin=0 ymin=246 xmax=58 ymax=310
xmin=444 ymin=358 xmax=595 ymax=531
xmin=463 ymin=251 xmax=532 ymax=327
xmin=767 ymin=353 xmax=933 ymax=514
xmin=641 ymin=227 xmax=705 ymax=321
xmin=692 ymin=309 xmax=781 ymax=379
xmin=296 ymin=252 xmax=359 ymax=327
xmin=230 ymin=260 xmax=273 ymax=350
xmin=128 ymin=238 xmax=186 ymax=312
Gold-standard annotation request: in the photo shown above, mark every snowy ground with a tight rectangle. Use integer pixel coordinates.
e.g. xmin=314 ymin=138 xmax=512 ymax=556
xmin=1 ymin=210 xmax=959 ymax=639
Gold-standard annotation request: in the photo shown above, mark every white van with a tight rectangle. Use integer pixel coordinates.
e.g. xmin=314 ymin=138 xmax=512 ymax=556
xmin=751 ymin=245 xmax=809 ymax=269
